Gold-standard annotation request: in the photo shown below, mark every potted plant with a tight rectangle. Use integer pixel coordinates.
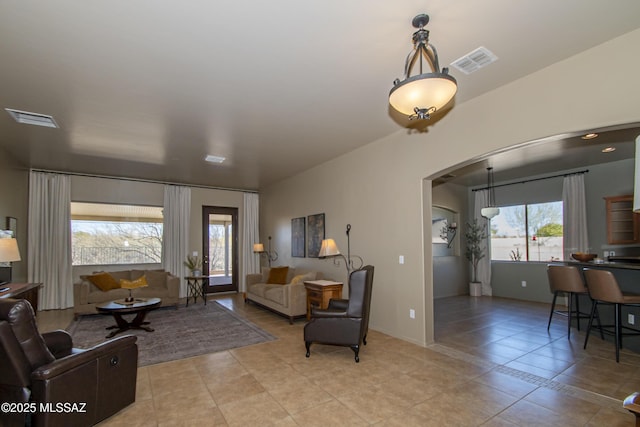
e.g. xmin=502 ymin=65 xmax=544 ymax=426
xmin=465 ymin=219 xmax=487 ymax=297
xmin=184 ymin=254 xmax=202 ymax=276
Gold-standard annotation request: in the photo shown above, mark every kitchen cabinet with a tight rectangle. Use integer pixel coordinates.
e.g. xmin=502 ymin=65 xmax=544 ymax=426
xmin=605 ymin=195 xmax=640 ymax=244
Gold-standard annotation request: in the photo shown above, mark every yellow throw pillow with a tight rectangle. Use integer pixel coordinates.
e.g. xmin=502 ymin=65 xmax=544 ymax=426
xmin=120 ymin=275 xmax=149 ymax=289
xmin=87 ymin=272 xmax=121 ymax=292
xmin=267 ymin=267 xmax=289 ymax=285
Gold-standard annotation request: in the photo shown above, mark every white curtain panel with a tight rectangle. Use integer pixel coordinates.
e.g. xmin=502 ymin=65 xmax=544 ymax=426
xmin=241 ymin=193 xmax=260 ymax=293
xmin=162 ymin=185 xmax=191 ymax=297
xmin=28 ymin=171 xmax=73 ymax=310
xmin=473 ymin=189 xmax=492 ymax=290
xmin=562 ymin=174 xmax=589 ymax=258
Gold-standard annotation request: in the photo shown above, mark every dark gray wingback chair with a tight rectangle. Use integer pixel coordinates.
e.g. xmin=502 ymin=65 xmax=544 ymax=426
xmin=0 ymin=298 xmax=138 ymax=427
xmin=304 ymin=265 xmax=374 ymax=362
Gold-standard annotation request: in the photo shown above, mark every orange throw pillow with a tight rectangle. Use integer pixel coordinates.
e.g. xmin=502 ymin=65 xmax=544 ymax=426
xmin=267 ymin=267 xmax=289 ymax=284
xmin=87 ymin=272 xmax=121 ymax=292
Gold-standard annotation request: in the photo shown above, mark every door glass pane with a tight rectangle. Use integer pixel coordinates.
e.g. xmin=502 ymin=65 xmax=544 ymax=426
xmin=208 ymin=214 xmax=232 ymax=277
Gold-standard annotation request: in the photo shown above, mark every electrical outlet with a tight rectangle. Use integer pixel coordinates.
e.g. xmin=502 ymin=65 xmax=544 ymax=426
xmin=610 ymin=251 xmax=616 ymax=257
xmin=629 ymin=314 xmax=635 ymax=325
xmin=399 ymin=255 xmax=405 ymax=264
xmin=192 ymin=251 xmax=198 ymax=257
xmin=521 ymin=281 xmax=527 ymax=287
xmin=409 ymin=309 xmax=415 ymax=319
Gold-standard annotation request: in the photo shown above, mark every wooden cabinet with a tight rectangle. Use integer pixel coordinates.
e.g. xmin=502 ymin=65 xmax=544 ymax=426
xmin=304 ymin=280 xmax=343 ymax=320
xmin=605 ymin=195 xmax=640 ymax=244
xmin=0 ymin=283 xmax=42 ymax=311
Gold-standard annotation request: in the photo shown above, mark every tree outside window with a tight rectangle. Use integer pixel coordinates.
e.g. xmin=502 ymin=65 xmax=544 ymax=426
xmin=71 ymin=203 xmax=163 ymax=266
xmin=490 ymin=201 xmax=563 ymax=261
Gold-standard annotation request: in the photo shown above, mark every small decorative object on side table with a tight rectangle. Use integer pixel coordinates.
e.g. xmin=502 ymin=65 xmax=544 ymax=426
xmin=304 ymin=280 xmax=343 ymax=320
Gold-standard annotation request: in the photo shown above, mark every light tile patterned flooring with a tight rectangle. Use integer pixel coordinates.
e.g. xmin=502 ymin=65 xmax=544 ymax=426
xmin=36 ymin=295 xmax=640 ymax=426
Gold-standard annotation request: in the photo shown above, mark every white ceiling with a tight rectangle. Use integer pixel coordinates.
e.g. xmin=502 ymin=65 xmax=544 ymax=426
xmin=1 ymin=1 xmax=640 ymax=190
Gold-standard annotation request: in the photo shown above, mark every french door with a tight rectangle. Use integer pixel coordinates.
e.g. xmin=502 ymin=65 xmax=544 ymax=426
xmin=202 ymin=206 xmax=238 ymax=293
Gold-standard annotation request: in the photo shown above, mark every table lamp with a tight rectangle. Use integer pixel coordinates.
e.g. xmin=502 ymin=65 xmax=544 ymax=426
xmin=0 ymin=238 xmax=21 ymax=286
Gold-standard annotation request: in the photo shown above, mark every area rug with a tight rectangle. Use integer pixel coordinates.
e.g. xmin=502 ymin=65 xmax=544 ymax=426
xmin=67 ymin=302 xmax=276 ymax=366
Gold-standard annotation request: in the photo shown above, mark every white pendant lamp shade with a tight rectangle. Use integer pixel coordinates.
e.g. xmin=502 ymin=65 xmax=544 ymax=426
xmin=480 ymin=167 xmax=500 ymax=220
xmin=634 ymin=135 xmax=640 ymax=212
xmin=481 ymin=207 xmax=500 ymax=220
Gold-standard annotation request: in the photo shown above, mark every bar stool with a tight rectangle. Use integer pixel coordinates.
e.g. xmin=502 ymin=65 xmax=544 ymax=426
xmin=583 ymin=268 xmax=640 ymax=362
xmin=546 ymin=265 xmax=590 ymax=339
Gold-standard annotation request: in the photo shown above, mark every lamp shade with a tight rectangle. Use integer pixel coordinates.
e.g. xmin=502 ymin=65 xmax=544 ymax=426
xmin=481 ymin=207 xmax=500 ymax=220
xmin=253 ymin=243 xmax=264 ymax=253
xmin=389 ymin=73 xmax=458 ymax=116
xmin=318 ymin=239 xmax=341 ymax=258
xmin=0 ymin=238 xmax=21 ymax=262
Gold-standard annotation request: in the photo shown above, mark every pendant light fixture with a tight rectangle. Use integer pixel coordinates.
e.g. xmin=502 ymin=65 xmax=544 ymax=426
xmin=481 ymin=167 xmax=500 ymax=220
xmin=389 ymin=13 xmax=458 ymax=120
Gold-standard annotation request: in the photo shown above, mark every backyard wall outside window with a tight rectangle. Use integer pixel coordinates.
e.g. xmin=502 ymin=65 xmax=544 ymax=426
xmin=71 ymin=202 xmax=163 ymax=266
xmin=490 ymin=201 xmax=563 ymax=262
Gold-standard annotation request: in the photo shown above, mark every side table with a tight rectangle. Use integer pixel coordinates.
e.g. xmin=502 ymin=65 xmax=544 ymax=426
xmin=0 ymin=283 xmax=43 ymax=312
xmin=304 ymin=280 xmax=343 ymax=320
xmin=185 ymin=276 xmax=209 ymax=306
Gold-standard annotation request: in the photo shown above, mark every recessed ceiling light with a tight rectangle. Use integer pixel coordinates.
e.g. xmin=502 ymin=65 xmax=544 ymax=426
xmin=602 ymin=147 xmax=616 ymax=153
xmin=205 ymin=155 xmax=225 ymax=164
xmin=5 ymin=108 xmax=58 ymax=128
xmin=581 ymin=133 xmax=598 ymax=140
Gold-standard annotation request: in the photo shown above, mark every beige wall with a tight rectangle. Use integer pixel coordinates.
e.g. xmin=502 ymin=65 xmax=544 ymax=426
xmin=261 ymin=28 xmax=640 ymax=346
xmin=0 ymin=148 xmax=28 ymax=282
xmin=432 ymin=182 xmax=469 ymax=298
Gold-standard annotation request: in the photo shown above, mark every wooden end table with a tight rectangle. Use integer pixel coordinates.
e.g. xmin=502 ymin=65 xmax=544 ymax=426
xmin=96 ymin=297 xmax=161 ymax=338
xmin=304 ymin=280 xmax=343 ymax=320
xmin=0 ymin=282 xmax=42 ymax=312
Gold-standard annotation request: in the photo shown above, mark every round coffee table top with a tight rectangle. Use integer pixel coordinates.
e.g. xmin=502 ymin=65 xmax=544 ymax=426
xmin=96 ymin=297 xmax=161 ymax=313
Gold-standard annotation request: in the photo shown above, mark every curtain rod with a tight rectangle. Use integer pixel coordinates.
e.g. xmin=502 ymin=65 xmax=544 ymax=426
xmin=29 ymin=168 xmax=258 ymax=194
xmin=472 ymin=169 xmax=589 ymax=192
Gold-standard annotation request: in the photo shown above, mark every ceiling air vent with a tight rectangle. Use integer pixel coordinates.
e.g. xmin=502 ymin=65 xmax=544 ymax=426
xmin=5 ymin=108 xmax=58 ymax=128
xmin=450 ymin=47 xmax=498 ymax=75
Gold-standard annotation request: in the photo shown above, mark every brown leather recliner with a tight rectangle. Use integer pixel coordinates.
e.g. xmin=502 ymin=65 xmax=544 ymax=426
xmin=304 ymin=265 xmax=374 ymax=363
xmin=0 ymin=298 xmax=138 ymax=427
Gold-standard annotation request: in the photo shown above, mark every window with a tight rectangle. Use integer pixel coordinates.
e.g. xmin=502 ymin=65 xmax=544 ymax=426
xmin=71 ymin=202 xmax=163 ymax=266
xmin=490 ymin=201 xmax=563 ymax=261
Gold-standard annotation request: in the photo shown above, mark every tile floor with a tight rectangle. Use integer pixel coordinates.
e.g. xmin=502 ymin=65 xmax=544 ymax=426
xmin=36 ymin=295 xmax=640 ymax=426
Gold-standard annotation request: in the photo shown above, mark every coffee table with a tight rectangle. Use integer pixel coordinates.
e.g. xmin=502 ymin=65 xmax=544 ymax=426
xmin=96 ymin=297 xmax=161 ymax=338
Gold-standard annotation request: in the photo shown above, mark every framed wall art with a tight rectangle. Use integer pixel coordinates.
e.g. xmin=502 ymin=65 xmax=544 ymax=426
xmin=291 ymin=217 xmax=305 ymax=257
xmin=306 ymin=213 xmax=325 ymax=258
xmin=6 ymin=217 xmax=17 ymax=238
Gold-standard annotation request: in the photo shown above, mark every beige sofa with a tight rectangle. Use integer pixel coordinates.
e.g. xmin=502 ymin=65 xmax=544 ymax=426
xmin=74 ymin=269 xmax=180 ymax=317
xmin=245 ymin=267 xmax=323 ymax=323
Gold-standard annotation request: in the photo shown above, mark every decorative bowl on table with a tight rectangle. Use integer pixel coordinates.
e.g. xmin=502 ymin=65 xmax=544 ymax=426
xmin=571 ymin=253 xmax=597 ymax=262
